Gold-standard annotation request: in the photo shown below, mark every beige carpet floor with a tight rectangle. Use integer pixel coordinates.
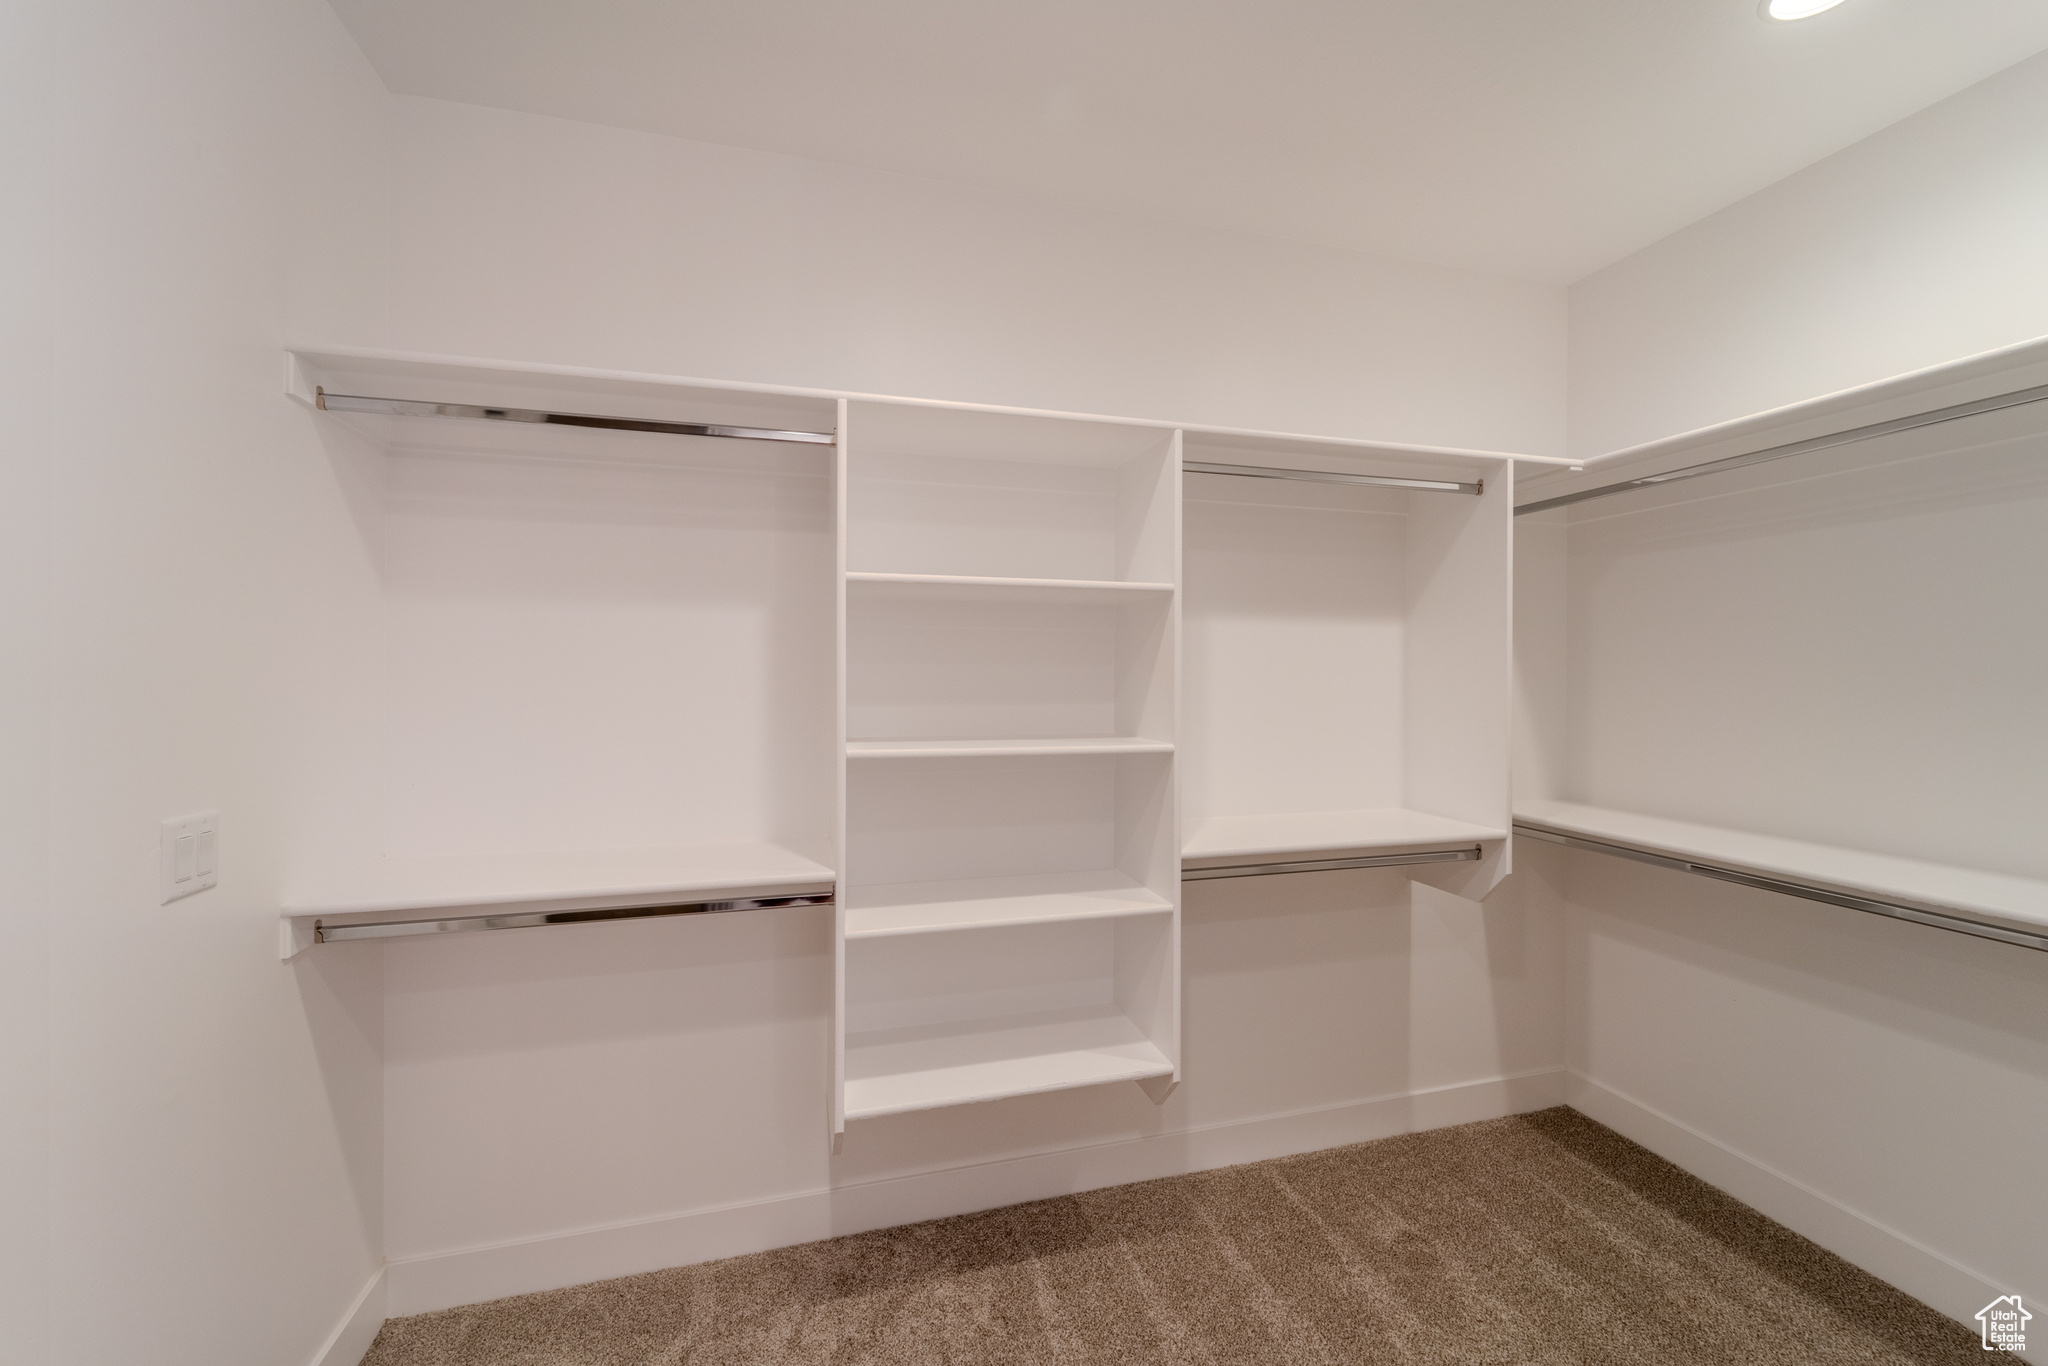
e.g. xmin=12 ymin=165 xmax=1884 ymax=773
xmin=364 ymin=1107 xmax=1982 ymax=1365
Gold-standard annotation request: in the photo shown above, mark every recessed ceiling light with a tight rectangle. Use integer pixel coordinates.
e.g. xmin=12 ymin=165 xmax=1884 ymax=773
xmin=1762 ymin=0 xmax=1848 ymax=18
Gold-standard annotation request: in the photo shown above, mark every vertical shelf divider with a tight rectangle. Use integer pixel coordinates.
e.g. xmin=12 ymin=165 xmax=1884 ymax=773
xmin=1403 ymin=456 xmax=1515 ymax=898
xmin=1145 ymin=430 xmax=1184 ymax=1093
xmin=831 ymin=397 xmax=850 ymax=1143
xmin=1178 ymin=435 xmax=1513 ymax=880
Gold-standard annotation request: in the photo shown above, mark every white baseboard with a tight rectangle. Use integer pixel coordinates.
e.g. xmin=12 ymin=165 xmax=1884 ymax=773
xmin=1564 ymin=1071 xmax=2038 ymax=1358
xmin=386 ymin=1067 xmax=1565 ymax=1316
xmin=307 ymin=1265 xmax=386 ymax=1366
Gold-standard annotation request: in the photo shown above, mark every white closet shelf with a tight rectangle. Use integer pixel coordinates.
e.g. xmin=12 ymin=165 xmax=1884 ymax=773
xmin=843 ymin=1003 xmax=1173 ymax=1119
xmin=1514 ymin=801 xmax=2048 ymax=932
xmin=282 ymin=841 xmax=834 ymax=920
xmin=847 ymin=737 xmax=1173 ymax=759
xmin=845 ymin=572 xmax=1174 ymax=605
xmin=846 ymin=870 xmax=1172 ymax=938
xmin=1181 ymin=808 xmax=1507 ymax=860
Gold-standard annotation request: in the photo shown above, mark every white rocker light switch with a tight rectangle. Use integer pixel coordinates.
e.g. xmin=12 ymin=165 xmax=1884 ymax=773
xmin=161 ymin=811 xmax=218 ymax=904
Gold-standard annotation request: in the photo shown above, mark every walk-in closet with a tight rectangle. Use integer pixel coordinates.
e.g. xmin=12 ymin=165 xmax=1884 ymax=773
xmin=9 ymin=3 xmax=2047 ymax=1363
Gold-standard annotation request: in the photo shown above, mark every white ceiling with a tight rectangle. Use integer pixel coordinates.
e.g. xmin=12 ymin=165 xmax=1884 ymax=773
xmin=327 ymin=0 xmax=2048 ymax=282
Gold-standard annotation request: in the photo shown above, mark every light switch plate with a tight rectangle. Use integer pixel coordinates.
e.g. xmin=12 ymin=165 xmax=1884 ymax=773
xmin=161 ymin=811 xmax=218 ymax=903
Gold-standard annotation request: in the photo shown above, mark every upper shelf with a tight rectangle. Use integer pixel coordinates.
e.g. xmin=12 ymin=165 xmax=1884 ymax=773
xmin=1182 ymin=808 xmax=1508 ymax=861
xmin=288 ymin=346 xmax=1574 ymax=472
xmin=1515 ymin=331 xmax=2048 ymax=514
xmin=1514 ymin=800 xmax=2048 ymax=933
xmin=288 ymin=348 xmax=840 ymax=444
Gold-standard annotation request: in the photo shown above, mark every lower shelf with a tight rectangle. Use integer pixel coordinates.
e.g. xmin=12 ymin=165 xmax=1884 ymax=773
xmin=1514 ymin=800 xmax=2048 ymax=933
xmin=280 ymin=840 xmax=836 ymax=959
xmin=847 ymin=736 xmax=1174 ymax=758
xmin=283 ymin=841 xmax=834 ymax=919
xmin=845 ymin=870 xmax=1172 ymax=938
xmin=843 ymin=1004 xmax=1173 ymax=1120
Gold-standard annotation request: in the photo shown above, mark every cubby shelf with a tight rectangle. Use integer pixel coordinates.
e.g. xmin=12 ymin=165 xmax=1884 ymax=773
xmin=282 ymin=349 xmax=841 ymax=960
xmin=1181 ymin=809 xmax=1506 ymax=861
xmin=1179 ymin=447 xmax=1512 ymax=886
xmin=845 ymin=572 xmax=1175 ymax=604
xmin=845 ymin=870 xmax=1173 ymax=938
xmin=847 ymin=737 xmax=1173 ymax=759
xmin=842 ymin=1004 xmax=1175 ymax=1120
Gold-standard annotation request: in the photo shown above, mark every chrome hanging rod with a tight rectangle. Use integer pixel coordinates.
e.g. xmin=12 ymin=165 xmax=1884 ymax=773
xmin=1513 ymin=823 xmax=2048 ymax=953
xmin=1185 ymin=460 xmax=1480 ymax=495
xmin=1182 ymin=845 xmax=1481 ymax=882
xmin=1517 ymin=378 xmax=2048 ymax=516
xmin=315 ymin=388 xmax=837 ymax=445
xmin=314 ymin=889 xmax=836 ymax=943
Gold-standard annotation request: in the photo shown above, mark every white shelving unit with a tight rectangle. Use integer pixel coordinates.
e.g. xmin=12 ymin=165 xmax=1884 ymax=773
xmin=283 ymin=347 xmax=1543 ymax=1129
xmin=835 ymin=401 xmax=1182 ymax=1131
xmin=1180 ymin=433 xmax=1514 ymax=882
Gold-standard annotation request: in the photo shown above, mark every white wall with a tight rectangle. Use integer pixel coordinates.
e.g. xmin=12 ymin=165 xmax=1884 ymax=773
xmin=1570 ymin=48 xmax=2048 ymax=459
xmin=380 ymin=97 xmax=1565 ymax=455
xmin=382 ymin=868 xmax=1565 ymax=1312
xmin=18 ymin=2 xmax=396 ymax=1363
xmin=1 ymin=4 xmax=57 ymax=1362
xmin=1546 ymin=419 xmax=2048 ymax=1328
xmin=363 ymin=97 xmax=1571 ymax=1311
xmin=1550 ymin=47 xmax=2048 ymax=1340
xmin=1557 ymin=846 xmax=2048 ymax=1333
